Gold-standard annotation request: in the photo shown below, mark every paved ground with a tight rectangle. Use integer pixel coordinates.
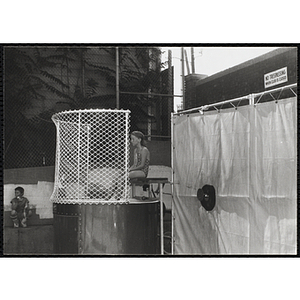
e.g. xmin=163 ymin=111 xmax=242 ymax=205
xmin=3 ymin=215 xmax=172 ymax=255
xmin=4 ymin=225 xmax=54 ymax=255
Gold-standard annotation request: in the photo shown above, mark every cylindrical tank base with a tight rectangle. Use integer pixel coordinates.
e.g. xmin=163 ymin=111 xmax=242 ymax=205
xmin=53 ymin=199 xmax=160 ymax=255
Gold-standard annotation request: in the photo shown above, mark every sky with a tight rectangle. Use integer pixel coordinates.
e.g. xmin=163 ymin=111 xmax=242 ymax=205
xmin=161 ymin=46 xmax=279 ymax=110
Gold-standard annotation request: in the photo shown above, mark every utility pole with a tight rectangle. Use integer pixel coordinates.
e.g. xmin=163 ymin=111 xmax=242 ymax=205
xmin=191 ymin=47 xmax=195 ymax=73
xmin=184 ymin=49 xmax=190 ymax=75
xmin=168 ymin=49 xmax=173 ymax=135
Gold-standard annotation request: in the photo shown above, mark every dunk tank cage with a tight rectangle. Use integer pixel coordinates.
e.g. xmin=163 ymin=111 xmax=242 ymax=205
xmin=50 ymin=109 xmax=160 ymax=255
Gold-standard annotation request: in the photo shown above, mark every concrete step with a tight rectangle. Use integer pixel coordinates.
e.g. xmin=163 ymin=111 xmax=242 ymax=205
xmin=4 ymin=209 xmax=53 ymax=227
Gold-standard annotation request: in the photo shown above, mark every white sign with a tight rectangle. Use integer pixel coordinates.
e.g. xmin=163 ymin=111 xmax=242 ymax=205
xmin=264 ymin=67 xmax=288 ymax=88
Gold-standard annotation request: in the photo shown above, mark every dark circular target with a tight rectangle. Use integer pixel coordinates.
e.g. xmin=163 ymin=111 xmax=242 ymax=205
xmin=197 ymin=184 xmax=216 ymax=211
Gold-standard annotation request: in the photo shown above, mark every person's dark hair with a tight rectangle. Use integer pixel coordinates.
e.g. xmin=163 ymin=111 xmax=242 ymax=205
xmin=131 ymin=131 xmax=147 ymax=146
xmin=15 ymin=186 xmax=24 ymax=195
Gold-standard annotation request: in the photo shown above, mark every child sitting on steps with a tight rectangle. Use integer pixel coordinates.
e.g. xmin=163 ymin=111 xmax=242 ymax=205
xmin=10 ymin=186 xmax=32 ymax=228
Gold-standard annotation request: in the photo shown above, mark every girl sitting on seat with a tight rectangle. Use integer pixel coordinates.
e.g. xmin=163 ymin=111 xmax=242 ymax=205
xmin=129 ymin=131 xmax=150 ymax=179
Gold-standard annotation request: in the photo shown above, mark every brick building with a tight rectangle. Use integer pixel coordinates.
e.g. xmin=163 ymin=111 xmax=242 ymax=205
xmin=185 ymin=47 xmax=297 ymax=109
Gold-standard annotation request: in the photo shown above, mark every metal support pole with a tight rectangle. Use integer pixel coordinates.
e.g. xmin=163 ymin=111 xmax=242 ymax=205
xmin=125 ymin=112 xmax=129 ymax=198
xmin=120 ymin=91 xmax=182 ymax=97
xmin=81 ymin=50 xmax=85 ymax=98
xmin=159 ymin=182 xmax=164 ymax=255
xmin=174 ymin=95 xmax=251 ymax=115
xmin=77 ymin=112 xmax=81 ymax=200
xmin=249 ymin=94 xmax=255 ymax=106
xmin=181 ymin=47 xmax=185 ymax=110
xmin=175 ymin=84 xmax=297 ymax=116
xmin=170 ymin=112 xmax=175 ymax=255
xmin=116 ymin=47 xmax=120 ymax=109
xmin=147 ymin=88 xmax=152 ymax=141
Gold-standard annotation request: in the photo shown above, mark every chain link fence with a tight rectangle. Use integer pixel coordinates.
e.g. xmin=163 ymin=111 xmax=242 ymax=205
xmin=4 ymin=46 xmax=173 ymax=169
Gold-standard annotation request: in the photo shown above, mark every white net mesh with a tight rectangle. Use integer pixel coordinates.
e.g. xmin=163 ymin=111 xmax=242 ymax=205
xmin=50 ymin=109 xmax=131 ymax=205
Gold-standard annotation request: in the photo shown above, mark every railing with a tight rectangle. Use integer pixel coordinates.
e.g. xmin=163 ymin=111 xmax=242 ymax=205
xmin=174 ymin=83 xmax=297 ymax=115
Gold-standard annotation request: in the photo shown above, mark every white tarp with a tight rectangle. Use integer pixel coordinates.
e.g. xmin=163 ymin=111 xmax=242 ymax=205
xmin=172 ymin=97 xmax=297 ymax=254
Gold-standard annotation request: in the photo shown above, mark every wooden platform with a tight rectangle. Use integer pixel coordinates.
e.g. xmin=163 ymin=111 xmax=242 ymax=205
xmin=130 ymin=177 xmax=169 ymax=185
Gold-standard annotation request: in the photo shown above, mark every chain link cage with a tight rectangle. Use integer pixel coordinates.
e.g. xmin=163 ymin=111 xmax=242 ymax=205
xmin=50 ymin=108 xmax=131 ymax=205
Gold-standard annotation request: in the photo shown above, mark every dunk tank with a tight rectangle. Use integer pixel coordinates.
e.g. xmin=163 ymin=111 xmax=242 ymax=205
xmin=50 ymin=109 xmax=160 ymax=254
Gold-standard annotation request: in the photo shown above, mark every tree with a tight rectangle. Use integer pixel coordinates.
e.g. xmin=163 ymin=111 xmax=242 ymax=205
xmin=4 ymin=46 xmax=166 ymax=169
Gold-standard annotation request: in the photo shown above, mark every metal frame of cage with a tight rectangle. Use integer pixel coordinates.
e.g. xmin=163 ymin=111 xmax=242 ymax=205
xmin=50 ymin=108 xmax=131 ymax=205
xmin=174 ymin=83 xmax=297 ymax=116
